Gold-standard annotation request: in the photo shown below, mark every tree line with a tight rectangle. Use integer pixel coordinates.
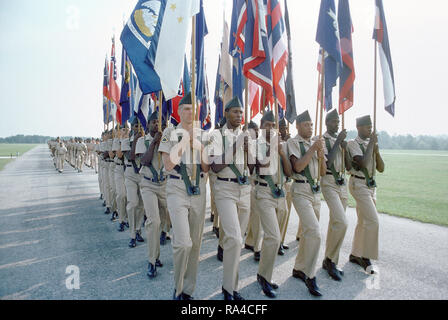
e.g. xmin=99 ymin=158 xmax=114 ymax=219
xmin=1 ymin=133 xmax=448 ymax=151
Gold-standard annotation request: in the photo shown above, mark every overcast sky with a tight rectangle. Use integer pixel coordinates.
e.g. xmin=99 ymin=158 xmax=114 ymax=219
xmin=1 ymin=0 xmax=447 ymax=138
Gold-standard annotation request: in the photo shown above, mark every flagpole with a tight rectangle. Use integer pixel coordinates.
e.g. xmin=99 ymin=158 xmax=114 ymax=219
xmin=158 ymin=91 xmax=163 ymax=169
xmin=314 ymin=63 xmax=323 ymax=137
xmin=318 ymin=49 xmax=325 ymax=182
xmin=191 ymin=15 xmax=198 ymax=184
xmin=341 ymin=110 xmax=345 ymax=174
xmin=372 ymin=40 xmax=378 ymax=175
xmin=274 ymin=98 xmax=281 ymax=184
xmin=244 ymin=77 xmax=249 ymax=174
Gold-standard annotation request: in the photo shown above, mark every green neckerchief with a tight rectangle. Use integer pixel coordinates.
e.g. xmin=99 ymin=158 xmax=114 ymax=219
xmin=258 ymin=140 xmax=285 ymax=198
xmin=324 ymin=137 xmax=345 ymax=186
xmin=144 ymin=139 xmax=165 ymax=183
xmin=299 ymin=141 xmax=321 ymax=194
xmin=358 ymin=143 xmax=377 ymax=188
xmin=175 ymin=134 xmax=200 ymax=196
xmin=221 ymin=128 xmax=249 ymax=185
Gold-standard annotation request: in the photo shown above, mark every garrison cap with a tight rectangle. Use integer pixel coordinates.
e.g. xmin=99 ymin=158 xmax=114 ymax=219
xmin=261 ymin=110 xmax=275 ymax=123
xmin=325 ymin=109 xmax=339 ymax=122
xmin=131 ymin=117 xmax=139 ymax=126
xmin=356 ymin=115 xmax=372 ymax=127
xmin=225 ymin=96 xmax=243 ymax=111
xmin=279 ymin=118 xmax=287 ymax=127
xmin=179 ymin=92 xmax=192 ymax=106
xmin=248 ymin=121 xmax=258 ymax=130
xmin=296 ymin=110 xmax=312 ymax=124
xmin=148 ymin=111 xmax=159 ymax=122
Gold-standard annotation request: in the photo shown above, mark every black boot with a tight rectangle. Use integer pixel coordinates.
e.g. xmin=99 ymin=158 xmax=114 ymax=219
xmin=257 ymin=274 xmax=276 ymax=298
xmin=305 ymin=277 xmax=322 ymax=297
xmin=322 ymin=257 xmax=343 ymax=281
xmin=147 ymin=262 xmax=157 ymax=278
xmin=217 ymin=245 xmax=223 ymax=262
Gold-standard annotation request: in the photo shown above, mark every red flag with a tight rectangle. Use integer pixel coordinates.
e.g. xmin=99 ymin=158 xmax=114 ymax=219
xmin=109 ymin=36 xmax=122 ymax=124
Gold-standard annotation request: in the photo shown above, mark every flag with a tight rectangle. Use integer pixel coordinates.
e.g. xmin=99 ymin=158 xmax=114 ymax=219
xmin=169 ymin=56 xmax=191 ymax=126
xmin=109 ymin=36 xmax=122 ymax=124
xmin=214 ymin=57 xmax=224 ymax=126
xmin=248 ymin=79 xmax=260 ymax=119
xmin=229 ymin=0 xmax=247 ymax=56
xmin=148 ymin=0 xmax=200 ymax=99
xmin=103 ymin=57 xmax=112 ymax=124
xmin=316 ymin=0 xmax=342 ymax=111
xmin=220 ymin=19 xmax=232 ymax=89
xmin=266 ymin=0 xmax=288 ymax=110
xmin=243 ymin=0 xmax=273 ymax=105
xmin=195 ymin=0 xmax=208 ymax=101
xmin=129 ymin=72 xmax=138 ymax=124
xmin=199 ymin=66 xmax=212 ymax=130
xmin=120 ymin=48 xmax=132 ymax=124
xmin=373 ymin=0 xmax=396 ymax=116
xmin=338 ymin=0 xmax=355 ymax=114
xmin=133 ymin=76 xmax=153 ymax=131
xmin=284 ymin=0 xmax=297 ymax=123
xmin=120 ymin=0 xmax=164 ymax=95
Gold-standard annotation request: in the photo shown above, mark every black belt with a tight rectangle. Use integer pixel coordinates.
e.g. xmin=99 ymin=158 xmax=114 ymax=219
xmin=169 ymin=174 xmax=204 ymax=180
xmin=351 ymin=174 xmax=365 ymax=180
xmin=125 ymin=164 xmax=133 ymax=167
xmin=115 ymin=163 xmax=123 ymax=167
xmin=217 ymin=177 xmax=239 ymax=183
xmin=293 ymin=179 xmax=309 ymax=184
xmin=326 ymin=171 xmax=333 ymax=175
xmin=144 ymin=176 xmax=166 ymax=183
xmin=105 ymin=160 xmax=113 ymax=163
xmin=254 ymin=181 xmax=268 ymax=187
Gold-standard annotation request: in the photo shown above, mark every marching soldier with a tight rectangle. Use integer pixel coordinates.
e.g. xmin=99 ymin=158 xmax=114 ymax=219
xmin=321 ymin=109 xmax=351 ymax=281
xmin=159 ymin=92 xmax=209 ymax=300
xmin=107 ymin=132 xmax=118 ymax=220
xmin=347 ymin=115 xmax=384 ymax=274
xmin=135 ymin=111 xmax=169 ymax=278
xmin=250 ymin=111 xmax=293 ymax=298
xmin=113 ymin=126 xmax=128 ymax=228
xmin=208 ymin=96 xmax=254 ymax=300
xmin=278 ymin=118 xmax=291 ymax=255
xmin=287 ymin=110 xmax=326 ymax=297
xmin=97 ymin=134 xmax=105 ymax=202
xmin=244 ymin=121 xmax=262 ymax=262
xmin=123 ymin=119 xmax=145 ymax=248
xmin=56 ymin=140 xmax=67 ymax=173
xmin=102 ymin=131 xmax=113 ymax=215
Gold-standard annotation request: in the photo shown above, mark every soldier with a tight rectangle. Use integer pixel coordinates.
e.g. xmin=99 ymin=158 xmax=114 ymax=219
xmin=56 ymin=140 xmax=67 ymax=173
xmin=347 ymin=115 xmax=384 ymax=274
xmin=244 ymin=121 xmax=263 ymax=262
xmin=159 ymin=92 xmax=209 ymax=300
xmin=321 ymin=109 xmax=351 ymax=281
xmin=113 ymin=126 xmax=128 ymax=228
xmin=250 ymin=111 xmax=293 ymax=298
xmin=278 ymin=118 xmax=291 ymax=255
xmin=135 ymin=111 xmax=169 ymax=278
xmin=208 ymin=96 xmax=254 ymax=300
xmin=102 ymin=131 xmax=113 ymax=215
xmin=77 ymin=138 xmax=87 ymax=173
xmin=123 ymin=119 xmax=145 ymax=248
xmin=287 ymin=110 xmax=326 ymax=297
xmin=97 ymin=134 xmax=105 ymax=201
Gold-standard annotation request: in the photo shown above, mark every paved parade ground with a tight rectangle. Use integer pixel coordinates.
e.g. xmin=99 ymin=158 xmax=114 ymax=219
xmin=0 ymin=145 xmax=447 ymax=300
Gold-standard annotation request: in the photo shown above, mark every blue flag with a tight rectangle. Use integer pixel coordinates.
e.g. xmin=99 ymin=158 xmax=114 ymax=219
xmin=195 ymin=0 xmax=208 ymax=101
xmin=120 ymin=0 xmax=165 ymax=94
xmin=316 ymin=0 xmax=342 ymax=111
xmin=120 ymin=48 xmax=132 ymax=124
xmin=214 ymin=56 xmax=224 ymax=126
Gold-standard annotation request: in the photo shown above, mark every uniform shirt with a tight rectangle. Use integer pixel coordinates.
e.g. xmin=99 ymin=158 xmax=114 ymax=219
xmin=105 ymin=140 xmax=113 ymax=152
xmin=255 ymin=133 xmax=288 ymax=185
xmin=112 ymin=138 xmax=121 ymax=152
xmin=135 ymin=134 xmax=164 ymax=179
xmin=287 ymin=134 xmax=320 ymax=181
xmin=208 ymin=122 xmax=254 ymax=179
xmin=347 ymin=136 xmax=376 ymax=178
xmin=323 ymin=132 xmax=344 ymax=173
xmin=57 ymin=144 xmax=67 ymax=155
xmin=159 ymin=123 xmax=203 ymax=178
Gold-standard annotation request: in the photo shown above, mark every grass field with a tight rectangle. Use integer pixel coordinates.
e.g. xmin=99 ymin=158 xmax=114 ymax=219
xmin=346 ymin=149 xmax=448 ymax=226
xmin=0 ymin=143 xmax=38 ymax=171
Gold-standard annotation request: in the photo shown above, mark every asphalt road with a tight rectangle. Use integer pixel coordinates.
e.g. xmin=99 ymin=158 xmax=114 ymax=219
xmin=0 ymin=145 xmax=447 ymax=300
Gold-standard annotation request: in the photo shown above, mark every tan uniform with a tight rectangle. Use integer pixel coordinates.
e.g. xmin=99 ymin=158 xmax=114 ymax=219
xmin=56 ymin=144 xmax=67 ymax=171
xmin=209 ymin=123 xmax=253 ymax=293
xmin=321 ymin=132 xmax=348 ymax=265
xmin=122 ymin=136 xmax=145 ymax=239
xmin=280 ymin=179 xmax=293 ymax=242
xmin=159 ymin=124 xmax=207 ymax=297
xmin=107 ymin=140 xmax=117 ymax=212
xmin=98 ymin=142 xmax=106 ymax=200
xmin=245 ymin=177 xmax=262 ymax=253
xmin=347 ymin=136 xmax=379 ymax=260
xmin=287 ymin=134 xmax=322 ymax=278
xmin=253 ymin=136 xmax=288 ymax=282
xmin=136 ymin=134 xmax=169 ymax=265
xmin=102 ymin=140 xmax=112 ymax=210
xmin=113 ymin=138 xmax=127 ymax=223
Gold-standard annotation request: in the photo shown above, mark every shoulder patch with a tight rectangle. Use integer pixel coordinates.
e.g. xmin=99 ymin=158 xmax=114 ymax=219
xmin=161 ymin=135 xmax=169 ymax=143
